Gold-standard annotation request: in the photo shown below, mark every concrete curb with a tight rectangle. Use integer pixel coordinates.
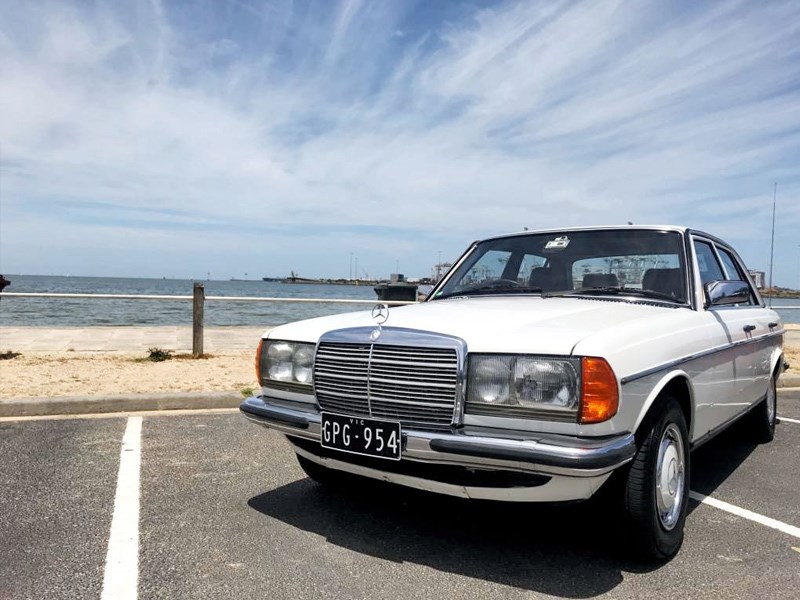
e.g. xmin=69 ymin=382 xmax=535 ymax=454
xmin=0 ymin=391 xmax=244 ymax=418
xmin=779 ymin=375 xmax=800 ymax=388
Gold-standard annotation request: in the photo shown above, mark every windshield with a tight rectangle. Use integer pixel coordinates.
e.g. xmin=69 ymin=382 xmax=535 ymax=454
xmin=432 ymin=229 xmax=688 ymax=304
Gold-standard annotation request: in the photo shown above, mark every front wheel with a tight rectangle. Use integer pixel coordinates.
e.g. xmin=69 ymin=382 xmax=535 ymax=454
xmin=623 ymin=398 xmax=690 ymax=561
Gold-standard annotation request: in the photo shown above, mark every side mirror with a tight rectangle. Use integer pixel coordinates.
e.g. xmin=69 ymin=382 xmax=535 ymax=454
xmin=705 ymin=280 xmax=750 ymax=307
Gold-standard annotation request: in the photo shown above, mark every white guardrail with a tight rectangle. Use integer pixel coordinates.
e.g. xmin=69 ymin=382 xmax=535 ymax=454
xmin=0 ymin=288 xmax=417 ymax=357
xmin=0 ymin=292 xmax=414 ymax=304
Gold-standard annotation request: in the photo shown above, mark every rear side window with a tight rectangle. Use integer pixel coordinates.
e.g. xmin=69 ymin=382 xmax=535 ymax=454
xmin=717 ymin=246 xmax=756 ymax=305
xmin=694 ymin=239 xmax=757 ymax=306
xmin=693 ymin=241 xmax=725 ymax=284
xmin=717 ymin=247 xmax=744 ymax=280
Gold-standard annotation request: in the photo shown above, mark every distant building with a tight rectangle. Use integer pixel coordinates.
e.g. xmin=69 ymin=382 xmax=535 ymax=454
xmin=748 ymin=270 xmax=765 ymax=289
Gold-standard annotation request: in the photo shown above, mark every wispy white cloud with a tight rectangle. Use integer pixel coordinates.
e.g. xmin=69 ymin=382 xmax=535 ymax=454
xmin=0 ymin=0 xmax=798 ymax=283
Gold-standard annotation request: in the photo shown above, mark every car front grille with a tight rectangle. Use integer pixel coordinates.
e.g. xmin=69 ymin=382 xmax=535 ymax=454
xmin=314 ymin=341 xmax=459 ymax=428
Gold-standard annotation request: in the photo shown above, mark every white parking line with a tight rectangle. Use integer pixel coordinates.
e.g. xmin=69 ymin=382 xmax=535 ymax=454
xmin=101 ymin=416 xmax=142 ymax=600
xmin=779 ymin=416 xmax=800 ymax=425
xmin=689 ymin=491 xmax=800 ymax=539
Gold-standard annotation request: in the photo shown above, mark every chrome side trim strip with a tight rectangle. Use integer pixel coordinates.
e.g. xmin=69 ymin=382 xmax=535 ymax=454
xmin=620 ymin=330 xmax=784 ymax=385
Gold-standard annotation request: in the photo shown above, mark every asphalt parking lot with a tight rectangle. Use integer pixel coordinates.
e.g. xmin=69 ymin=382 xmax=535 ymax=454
xmin=1 ymin=391 xmax=799 ymax=600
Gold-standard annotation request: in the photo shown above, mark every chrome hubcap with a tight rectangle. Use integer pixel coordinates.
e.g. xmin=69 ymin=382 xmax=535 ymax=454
xmin=766 ymin=380 xmax=776 ymax=426
xmin=656 ymin=424 xmax=685 ymax=531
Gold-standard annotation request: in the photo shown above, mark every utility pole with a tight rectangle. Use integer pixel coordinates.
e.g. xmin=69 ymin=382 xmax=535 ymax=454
xmin=349 ymin=253 xmax=353 ymax=281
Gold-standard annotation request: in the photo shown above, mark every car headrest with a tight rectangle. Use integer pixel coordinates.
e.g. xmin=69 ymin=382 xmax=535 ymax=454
xmin=582 ymin=273 xmax=619 ymax=288
xmin=642 ymin=268 xmax=683 ymax=299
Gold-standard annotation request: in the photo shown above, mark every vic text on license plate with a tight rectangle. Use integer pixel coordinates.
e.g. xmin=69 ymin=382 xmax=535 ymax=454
xmin=320 ymin=413 xmax=402 ymax=460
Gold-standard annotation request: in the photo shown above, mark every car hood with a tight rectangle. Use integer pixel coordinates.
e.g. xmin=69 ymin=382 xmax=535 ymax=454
xmin=265 ymin=296 xmax=698 ymax=356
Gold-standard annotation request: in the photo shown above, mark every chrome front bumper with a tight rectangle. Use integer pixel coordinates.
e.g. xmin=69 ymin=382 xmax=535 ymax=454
xmin=240 ymin=396 xmax=636 ymax=479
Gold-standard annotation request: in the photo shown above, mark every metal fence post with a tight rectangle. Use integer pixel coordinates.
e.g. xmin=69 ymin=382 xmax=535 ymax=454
xmin=192 ymin=283 xmax=204 ymax=357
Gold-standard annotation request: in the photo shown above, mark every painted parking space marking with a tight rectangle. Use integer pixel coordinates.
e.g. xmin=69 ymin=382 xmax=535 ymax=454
xmin=690 ymin=491 xmax=800 ymax=539
xmin=778 ymin=416 xmax=800 ymax=425
xmin=101 ymin=416 xmax=142 ymax=600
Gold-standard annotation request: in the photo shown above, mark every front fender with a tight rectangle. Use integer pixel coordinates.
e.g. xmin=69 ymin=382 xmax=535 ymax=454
xmin=630 ymin=370 xmax=695 ymax=439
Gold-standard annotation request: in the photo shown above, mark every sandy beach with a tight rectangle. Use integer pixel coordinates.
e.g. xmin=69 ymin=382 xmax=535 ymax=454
xmin=0 ymin=351 xmax=257 ymax=399
xmin=0 ymin=325 xmax=797 ymax=399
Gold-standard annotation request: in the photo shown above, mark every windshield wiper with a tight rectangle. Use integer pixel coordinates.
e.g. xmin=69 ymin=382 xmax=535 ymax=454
xmin=435 ymin=285 xmax=543 ymax=300
xmin=544 ymin=287 xmax=683 ymax=304
xmin=617 ymin=287 xmax=684 ymax=303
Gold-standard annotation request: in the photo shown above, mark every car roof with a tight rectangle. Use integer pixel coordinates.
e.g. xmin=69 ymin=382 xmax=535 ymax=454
xmin=482 ymin=225 xmax=688 ymax=243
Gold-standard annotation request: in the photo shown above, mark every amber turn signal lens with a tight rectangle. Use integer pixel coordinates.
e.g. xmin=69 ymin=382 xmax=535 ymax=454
xmin=580 ymin=357 xmax=619 ymax=424
xmin=255 ymin=338 xmax=264 ymax=387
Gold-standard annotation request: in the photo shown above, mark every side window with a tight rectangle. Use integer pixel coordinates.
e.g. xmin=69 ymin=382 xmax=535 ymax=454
xmin=693 ymin=240 xmax=725 ymax=285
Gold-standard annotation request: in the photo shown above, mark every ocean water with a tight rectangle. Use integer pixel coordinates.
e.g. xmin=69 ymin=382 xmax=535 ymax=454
xmin=0 ymin=274 xmax=798 ymax=326
xmin=0 ymin=275 xmax=379 ymax=326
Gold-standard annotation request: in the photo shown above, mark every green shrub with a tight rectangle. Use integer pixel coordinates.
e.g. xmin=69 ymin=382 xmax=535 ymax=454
xmin=146 ymin=347 xmax=173 ymax=362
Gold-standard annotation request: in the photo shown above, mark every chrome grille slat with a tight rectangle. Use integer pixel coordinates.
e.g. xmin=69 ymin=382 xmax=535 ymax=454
xmin=370 ymin=364 xmax=456 ymax=375
xmin=314 ymin=340 xmax=458 ymax=427
xmin=318 ymin=397 xmax=370 ymax=411
xmin=367 ymin=377 xmax=454 ymax=389
xmin=314 ymin=388 xmax=370 ymax=401
xmin=312 ymin=371 xmax=369 ymax=382
xmin=369 ymin=384 xmax=454 ymax=399
xmin=366 ymin=396 xmax=453 ymax=408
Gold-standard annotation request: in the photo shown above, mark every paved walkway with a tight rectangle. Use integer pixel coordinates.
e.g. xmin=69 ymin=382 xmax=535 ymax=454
xmin=0 ymin=326 xmax=269 ymax=353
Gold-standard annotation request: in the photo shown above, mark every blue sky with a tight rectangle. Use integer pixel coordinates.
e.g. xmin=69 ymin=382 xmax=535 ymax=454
xmin=0 ymin=0 xmax=798 ymax=285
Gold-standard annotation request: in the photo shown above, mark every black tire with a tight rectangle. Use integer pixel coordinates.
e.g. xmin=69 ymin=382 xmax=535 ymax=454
xmin=623 ymin=397 xmax=690 ymax=561
xmin=296 ymin=453 xmax=350 ymax=487
xmin=746 ymin=373 xmax=777 ymax=443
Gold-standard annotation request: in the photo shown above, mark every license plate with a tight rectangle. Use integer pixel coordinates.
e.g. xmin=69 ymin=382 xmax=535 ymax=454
xmin=320 ymin=413 xmax=402 ymax=460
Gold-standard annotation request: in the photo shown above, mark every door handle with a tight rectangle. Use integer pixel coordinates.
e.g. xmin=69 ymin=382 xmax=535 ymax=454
xmin=743 ymin=324 xmax=756 ymax=332
xmin=768 ymin=322 xmax=778 ymax=328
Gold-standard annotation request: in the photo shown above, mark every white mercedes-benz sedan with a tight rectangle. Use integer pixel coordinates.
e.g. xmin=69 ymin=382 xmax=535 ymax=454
xmin=241 ymin=225 xmax=786 ymax=560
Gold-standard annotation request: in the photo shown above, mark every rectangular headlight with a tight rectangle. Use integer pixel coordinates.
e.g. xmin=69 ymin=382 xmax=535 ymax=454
xmin=466 ymin=355 xmax=581 ymax=420
xmin=258 ymin=340 xmax=315 ymax=393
